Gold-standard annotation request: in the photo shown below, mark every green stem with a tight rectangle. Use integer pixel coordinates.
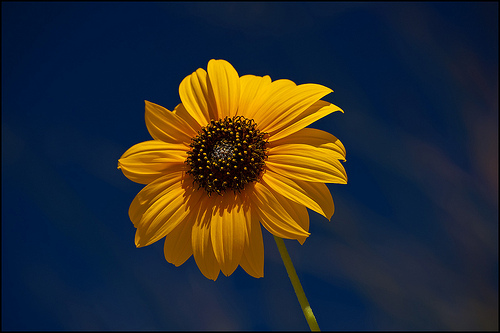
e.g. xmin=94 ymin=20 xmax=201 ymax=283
xmin=274 ymin=236 xmax=320 ymax=331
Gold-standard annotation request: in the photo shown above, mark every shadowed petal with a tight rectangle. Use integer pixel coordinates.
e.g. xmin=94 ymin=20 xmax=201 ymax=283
xmin=239 ymin=206 xmax=264 ymax=278
xmin=163 ymin=214 xmax=195 ymax=267
xmin=192 ymin=195 xmax=220 ymax=281
xmin=210 ymin=192 xmax=247 ymax=276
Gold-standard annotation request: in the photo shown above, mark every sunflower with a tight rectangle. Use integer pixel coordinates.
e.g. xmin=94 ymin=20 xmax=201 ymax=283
xmin=118 ymin=59 xmax=347 ymax=280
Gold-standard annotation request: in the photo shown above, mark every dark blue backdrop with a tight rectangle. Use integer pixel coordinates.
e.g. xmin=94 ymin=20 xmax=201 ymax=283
xmin=2 ymin=2 xmax=498 ymax=330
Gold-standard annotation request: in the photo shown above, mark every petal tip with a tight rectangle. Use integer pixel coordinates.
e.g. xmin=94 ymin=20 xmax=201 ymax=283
xmin=297 ymin=235 xmax=308 ymax=245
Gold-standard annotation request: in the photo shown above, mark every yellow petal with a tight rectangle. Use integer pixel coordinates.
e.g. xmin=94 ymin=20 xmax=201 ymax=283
xmin=118 ymin=140 xmax=189 ymax=184
xmin=239 ymin=207 xmax=264 ymax=278
xmin=254 ymin=82 xmax=332 ymax=134
xmin=130 ymin=172 xmax=204 ymax=247
xmin=128 ymin=165 xmax=186 ymax=224
xmin=262 ymin=170 xmax=334 ymax=220
xmin=144 ymin=100 xmax=197 ymax=144
xmin=238 ymin=74 xmax=272 ymax=119
xmin=163 ymin=214 xmax=195 ymax=267
xmin=249 ymin=79 xmax=296 ymax=128
xmin=250 ymin=182 xmax=310 ymax=243
xmin=207 ymin=59 xmax=240 ymax=119
xmin=269 ymin=127 xmax=346 ymax=161
xmin=210 ymin=192 xmax=247 ymax=276
xmin=172 ymin=103 xmax=202 ymax=134
xmin=192 ymin=195 xmax=220 ymax=281
xmin=269 ymin=101 xmax=344 ymax=141
xmin=271 ymin=186 xmax=309 ymax=245
xmin=178 ymin=67 xmax=215 ymax=127
xmin=266 ymin=144 xmax=347 ymax=184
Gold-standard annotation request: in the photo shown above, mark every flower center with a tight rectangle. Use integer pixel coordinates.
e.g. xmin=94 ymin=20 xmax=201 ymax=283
xmin=186 ymin=116 xmax=268 ymax=195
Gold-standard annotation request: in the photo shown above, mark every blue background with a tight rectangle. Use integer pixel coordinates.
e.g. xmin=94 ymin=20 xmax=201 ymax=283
xmin=2 ymin=2 xmax=498 ymax=330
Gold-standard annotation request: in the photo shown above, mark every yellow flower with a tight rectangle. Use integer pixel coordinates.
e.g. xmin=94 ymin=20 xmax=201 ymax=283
xmin=118 ymin=59 xmax=347 ymax=280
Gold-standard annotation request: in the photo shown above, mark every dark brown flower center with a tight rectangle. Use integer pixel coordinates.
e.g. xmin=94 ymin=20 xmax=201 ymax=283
xmin=186 ymin=116 xmax=268 ymax=195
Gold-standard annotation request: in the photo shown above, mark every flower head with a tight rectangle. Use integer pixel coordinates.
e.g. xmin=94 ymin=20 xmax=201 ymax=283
xmin=118 ymin=59 xmax=347 ymax=280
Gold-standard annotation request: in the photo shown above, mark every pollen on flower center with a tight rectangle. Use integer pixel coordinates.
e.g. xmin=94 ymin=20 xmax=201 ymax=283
xmin=186 ymin=116 xmax=268 ymax=195
xmin=211 ymin=140 xmax=234 ymax=163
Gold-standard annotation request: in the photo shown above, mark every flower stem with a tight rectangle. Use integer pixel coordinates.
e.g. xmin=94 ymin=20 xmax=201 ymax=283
xmin=274 ymin=236 xmax=320 ymax=331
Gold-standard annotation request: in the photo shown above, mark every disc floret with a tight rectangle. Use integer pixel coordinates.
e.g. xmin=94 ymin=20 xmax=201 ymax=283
xmin=186 ymin=116 xmax=268 ymax=195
